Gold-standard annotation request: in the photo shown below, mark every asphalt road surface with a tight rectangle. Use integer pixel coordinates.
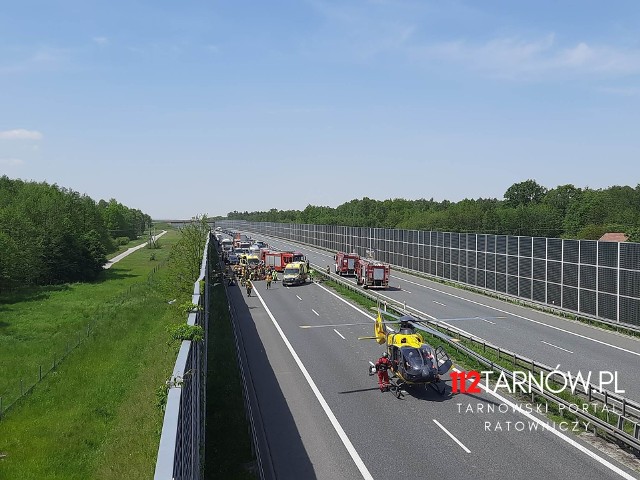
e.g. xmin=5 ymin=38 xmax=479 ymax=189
xmin=227 ymin=269 xmax=639 ymax=479
xmin=252 ymin=232 xmax=640 ymax=403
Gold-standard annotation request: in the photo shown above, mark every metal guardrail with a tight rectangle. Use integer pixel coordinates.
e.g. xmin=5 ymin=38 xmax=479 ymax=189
xmin=232 ymin=228 xmax=640 ymax=426
xmin=154 ymin=235 xmax=211 ymax=480
xmin=236 ymin=227 xmax=640 ymax=336
xmin=218 ymin=220 xmax=640 ymax=330
xmin=220 ymin=225 xmax=640 ymax=451
xmin=309 ymin=263 xmax=640 ymax=452
xmin=390 ymin=263 xmax=640 ymax=336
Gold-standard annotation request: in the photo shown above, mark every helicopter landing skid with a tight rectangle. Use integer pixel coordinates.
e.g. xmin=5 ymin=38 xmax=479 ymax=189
xmin=388 ymin=379 xmax=405 ymax=399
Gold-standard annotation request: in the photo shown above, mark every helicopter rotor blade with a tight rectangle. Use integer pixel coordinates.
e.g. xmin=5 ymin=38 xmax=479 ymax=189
xmin=300 ymin=320 xmax=401 ymax=329
xmin=372 ymin=309 xmax=409 ymax=321
xmin=408 ymin=320 xmax=454 ymax=342
xmin=434 ymin=316 xmax=507 ymax=322
xmin=374 ymin=307 xmax=505 ymax=324
xmin=300 ymin=322 xmax=372 ymax=328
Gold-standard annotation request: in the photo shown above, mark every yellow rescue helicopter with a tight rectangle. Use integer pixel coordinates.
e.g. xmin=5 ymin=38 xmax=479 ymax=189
xmin=301 ymin=307 xmax=454 ymax=399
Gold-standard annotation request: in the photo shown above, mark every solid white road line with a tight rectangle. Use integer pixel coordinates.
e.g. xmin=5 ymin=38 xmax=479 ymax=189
xmin=451 ymin=368 xmax=635 ymax=479
xmin=314 ymin=283 xmax=376 ymax=320
xmin=253 ymin=288 xmax=374 ymax=480
xmin=313 ymin=275 xmax=633 ymax=477
xmin=312 ymin=309 xmax=320 ymax=316
xmin=296 ymin=295 xmax=302 ymax=301
xmin=432 ymin=419 xmax=471 ymax=453
xmin=334 ymin=329 xmax=346 ymax=340
xmin=388 ymin=276 xmax=640 ymax=358
xmin=541 ymin=340 xmax=574 ymax=354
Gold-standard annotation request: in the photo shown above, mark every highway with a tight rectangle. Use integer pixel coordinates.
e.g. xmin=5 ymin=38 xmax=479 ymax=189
xmin=227 ymin=269 xmax=639 ymax=479
xmin=253 ymin=233 xmax=640 ymax=402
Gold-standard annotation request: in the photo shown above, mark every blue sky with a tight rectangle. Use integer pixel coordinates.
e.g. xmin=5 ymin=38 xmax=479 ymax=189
xmin=1 ymin=1 xmax=639 ymax=219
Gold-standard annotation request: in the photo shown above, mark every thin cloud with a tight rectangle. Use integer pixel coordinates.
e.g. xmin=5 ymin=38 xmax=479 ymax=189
xmin=0 ymin=46 xmax=71 ymax=75
xmin=92 ymin=36 xmax=109 ymax=46
xmin=0 ymin=129 xmax=43 ymax=140
xmin=0 ymin=158 xmax=24 ymax=166
xmin=412 ymin=35 xmax=640 ymax=79
xmin=598 ymin=86 xmax=640 ymax=97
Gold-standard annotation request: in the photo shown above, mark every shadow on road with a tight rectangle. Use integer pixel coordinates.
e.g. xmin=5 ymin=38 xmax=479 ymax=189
xmin=214 ymin=281 xmax=316 ymax=479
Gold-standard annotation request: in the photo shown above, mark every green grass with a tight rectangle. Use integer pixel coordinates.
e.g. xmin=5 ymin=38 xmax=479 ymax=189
xmin=0 ymin=229 xmax=189 ymax=479
xmin=0 ymin=231 xmax=178 ymax=410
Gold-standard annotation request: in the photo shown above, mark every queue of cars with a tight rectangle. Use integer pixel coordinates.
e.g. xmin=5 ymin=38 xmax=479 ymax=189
xmin=215 ymin=228 xmax=310 ymax=285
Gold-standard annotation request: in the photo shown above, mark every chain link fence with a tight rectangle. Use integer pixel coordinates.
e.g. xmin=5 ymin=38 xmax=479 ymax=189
xmin=0 ymin=264 xmax=164 ymax=420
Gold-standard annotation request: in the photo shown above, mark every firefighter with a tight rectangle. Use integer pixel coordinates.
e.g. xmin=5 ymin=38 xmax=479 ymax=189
xmin=272 ymin=270 xmax=278 ymax=282
xmin=246 ymin=279 xmax=253 ymax=297
xmin=375 ymin=351 xmax=392 ymax=392
xmin=266 ymin=272 xmax=272 ymax=289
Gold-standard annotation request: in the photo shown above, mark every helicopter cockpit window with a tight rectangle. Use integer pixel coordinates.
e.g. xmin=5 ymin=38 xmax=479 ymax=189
xmin=401 ymin=346 xmax=436 ymax=370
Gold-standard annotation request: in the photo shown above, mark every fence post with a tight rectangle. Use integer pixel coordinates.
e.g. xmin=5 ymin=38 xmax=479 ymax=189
xmin=39 ymin=365 xmax=42 ymax=381
xmin=20 ymin=378 xmax=24 ymax=396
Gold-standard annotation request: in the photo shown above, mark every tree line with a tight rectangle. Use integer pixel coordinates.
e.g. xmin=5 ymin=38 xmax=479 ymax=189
xmin=224 ymin=180 xmax=640 ymax=242
xmin=0 ymin=175 xmax=152 ymax=291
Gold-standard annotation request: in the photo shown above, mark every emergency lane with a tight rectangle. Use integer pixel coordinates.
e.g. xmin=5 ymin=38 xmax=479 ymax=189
xmin=251 ymin=233 xmax=640 ymax=402
xmin=229 ymin=275 xmax=638 ymax=479
xmin=226 ymin=278 xmax=366 ymax=479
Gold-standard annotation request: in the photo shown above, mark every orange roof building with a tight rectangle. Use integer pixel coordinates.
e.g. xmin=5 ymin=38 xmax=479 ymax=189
xmin=599 ymin=232 xmax=629 ymax=242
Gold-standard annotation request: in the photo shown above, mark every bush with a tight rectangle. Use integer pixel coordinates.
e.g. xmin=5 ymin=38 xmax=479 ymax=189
xmin=115 ymin=236 xmax=130 ymax=246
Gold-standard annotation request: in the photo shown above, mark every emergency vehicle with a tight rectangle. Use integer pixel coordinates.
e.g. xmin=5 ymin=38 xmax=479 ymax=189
xmin=334 ymin=252 xmax=359 ymax=276
xmin=264 ymin=251 xmax=306 ymax=272
xmin=240 ymin=254 xmax=260 ymax=269
xmin=282 ymin=262 xmax=309 ymax=286
xmin=356 ymin=258 xmax=390 ymax=289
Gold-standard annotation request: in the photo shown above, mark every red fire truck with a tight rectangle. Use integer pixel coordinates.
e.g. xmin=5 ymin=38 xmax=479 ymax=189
xmin=264 ymin=251 xmax=306 ymax=272
xmin=356 ymin=258 xmax=390 ymax=289
xmin=334 ymin=252 xmax=359 ymax=276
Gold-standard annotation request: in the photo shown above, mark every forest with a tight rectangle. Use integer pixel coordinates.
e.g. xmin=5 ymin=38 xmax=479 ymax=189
xmin=0 ymin=175 xmax=151 ymax=291
xmin=224 ymin=180 xmax=640 ymax=243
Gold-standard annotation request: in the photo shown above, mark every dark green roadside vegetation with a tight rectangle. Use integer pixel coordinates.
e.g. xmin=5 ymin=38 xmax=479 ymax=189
xmin=205 ymin=248 xmax=256 ymax=480
xmin=223 ymin=179 xmax=640 ymax=241
xmin=0 ymin=175 xmax=152 ymax=292
xmin=0 ymin=223 xmax=211 ymax=479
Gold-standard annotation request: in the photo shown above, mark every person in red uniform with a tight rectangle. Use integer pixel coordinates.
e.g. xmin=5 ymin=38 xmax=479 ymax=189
xmin=375 ymin=351 xmax=392 ymax=391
